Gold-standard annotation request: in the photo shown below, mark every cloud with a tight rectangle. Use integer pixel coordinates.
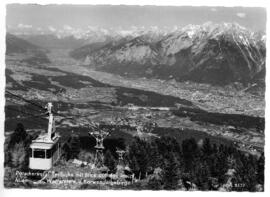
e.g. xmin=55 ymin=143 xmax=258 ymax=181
xmin=48 ymin=26 xmax=56 ymax=32
xmin=17 ymin=23 xmax=32 ymax=28
xmin=210 ymin=8 xmax=217 ymax=12
xmin=63 ymin=25 xmax=72 ymax=30
xmin=236 ymin=12 xmax=246 ymax=18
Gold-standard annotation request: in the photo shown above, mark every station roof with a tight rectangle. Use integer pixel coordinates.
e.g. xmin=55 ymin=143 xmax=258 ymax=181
xmin=30 ymin=142 xmax=55 ymax=149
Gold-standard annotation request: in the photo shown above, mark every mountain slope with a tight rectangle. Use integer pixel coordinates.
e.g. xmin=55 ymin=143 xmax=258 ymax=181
xmin=71 ymin=23 xmax=266 ymax=86
xmin=18 ymin=34 xmax=88 ymax=50
xmin=69 ymin=41 xmax=111 ymax=60
xmin=6 ymin=33 xmax=41 ymax=54
xmin=6 ymin=33 xmax=50 ymax=64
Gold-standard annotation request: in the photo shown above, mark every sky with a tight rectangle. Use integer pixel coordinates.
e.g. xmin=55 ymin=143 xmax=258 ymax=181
xmin=6 ymin=4 xmax=267 ymax=32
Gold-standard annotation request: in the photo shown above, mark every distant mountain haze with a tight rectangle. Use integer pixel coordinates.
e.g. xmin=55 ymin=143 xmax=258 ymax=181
xmin=17 ymin=34 xmax=88 ymax=49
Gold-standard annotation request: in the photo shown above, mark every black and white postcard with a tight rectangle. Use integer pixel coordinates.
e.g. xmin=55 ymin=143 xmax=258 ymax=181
xmin=1 ymin=0 xmax=268 ymax=193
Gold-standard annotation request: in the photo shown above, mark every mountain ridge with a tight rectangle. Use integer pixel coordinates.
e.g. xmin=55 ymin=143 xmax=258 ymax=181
xmin=71 ymin=23 xmax=265 ymax=86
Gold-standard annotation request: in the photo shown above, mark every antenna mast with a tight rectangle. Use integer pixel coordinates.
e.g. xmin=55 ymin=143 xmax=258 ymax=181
xmin=46 ymin=102 xmax=55 ymax=141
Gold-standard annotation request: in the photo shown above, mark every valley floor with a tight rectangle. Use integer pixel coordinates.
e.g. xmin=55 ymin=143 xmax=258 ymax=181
xmin=48 ymin=50 xmax=265 ymax=118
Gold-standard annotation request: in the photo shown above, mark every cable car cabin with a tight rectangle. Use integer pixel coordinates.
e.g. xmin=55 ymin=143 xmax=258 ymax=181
xmin=29 ymin=102 xmax=61 ymax=170
xmin=29 ymin=133 xmax=61 ymax=170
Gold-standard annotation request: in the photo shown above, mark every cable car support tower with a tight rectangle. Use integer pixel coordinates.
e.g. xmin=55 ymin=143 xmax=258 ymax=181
xmin=116 ymin=148 xmax=125 ymax=167
xmin=89 ymin=126 xmax=109 ymax=168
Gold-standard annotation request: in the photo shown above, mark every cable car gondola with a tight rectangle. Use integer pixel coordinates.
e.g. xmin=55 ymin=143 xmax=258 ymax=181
xmin=29 ymin=103 xmax=61 ymax=170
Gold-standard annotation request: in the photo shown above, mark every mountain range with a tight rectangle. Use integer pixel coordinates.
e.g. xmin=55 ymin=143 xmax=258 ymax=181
xmin=70 ymin=23 xmax=266 ymax=86
xmin=14 ymin=26 xmax=171 ymax=50
xmin=7 ymin=22 xmax=266 ymax=87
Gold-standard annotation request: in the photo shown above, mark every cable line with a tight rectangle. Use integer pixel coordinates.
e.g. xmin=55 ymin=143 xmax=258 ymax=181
xmin=6 ymin=99 xmax=43 ymax=113
xmin=5 ymin=90 xmax=70 ymax=118
xmin=5 ymin=90 xmax=46 ymax=111
xmin=5 ymin=106 xmax=48 ymax=121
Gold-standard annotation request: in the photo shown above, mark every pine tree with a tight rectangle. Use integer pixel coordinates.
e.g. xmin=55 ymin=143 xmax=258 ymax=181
xmin=128 ymin=155 xmax=140 ymax=177
xmin=128 ymin=137 xmax=151 ymax=178
xmin=215 ymin=151 xmax=228 ymax=184
xmin=202 ymin=138 xmax=212 ymax=155
xmin=10 ymin=142 xmax=26 ymax=169
xmin=149 ymin=141 xmax=161 ymax=169
xmin=104 ymin=149 xmax=116 ymax=172
xmin=68 ymin=133 xmax=80 ymax=159
xmin=8 ymin=123 xmax=27 ymax=149
xmin=7 ymin=123 xmax=31 ymax=168
xmin=182 ymin=138 xmax=200 ymax=171
xmin=233 ymin=154 xmax=258 ymax=191
xmin=163 ymin=153 xmax=181 ymax=190
xmin=257 ymin=153 xmax=264 ymax=187
xmin=192 ymin=159 xmax=211 ymax=190
xmin=147 ymin=176 xmax=163 ymax=190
